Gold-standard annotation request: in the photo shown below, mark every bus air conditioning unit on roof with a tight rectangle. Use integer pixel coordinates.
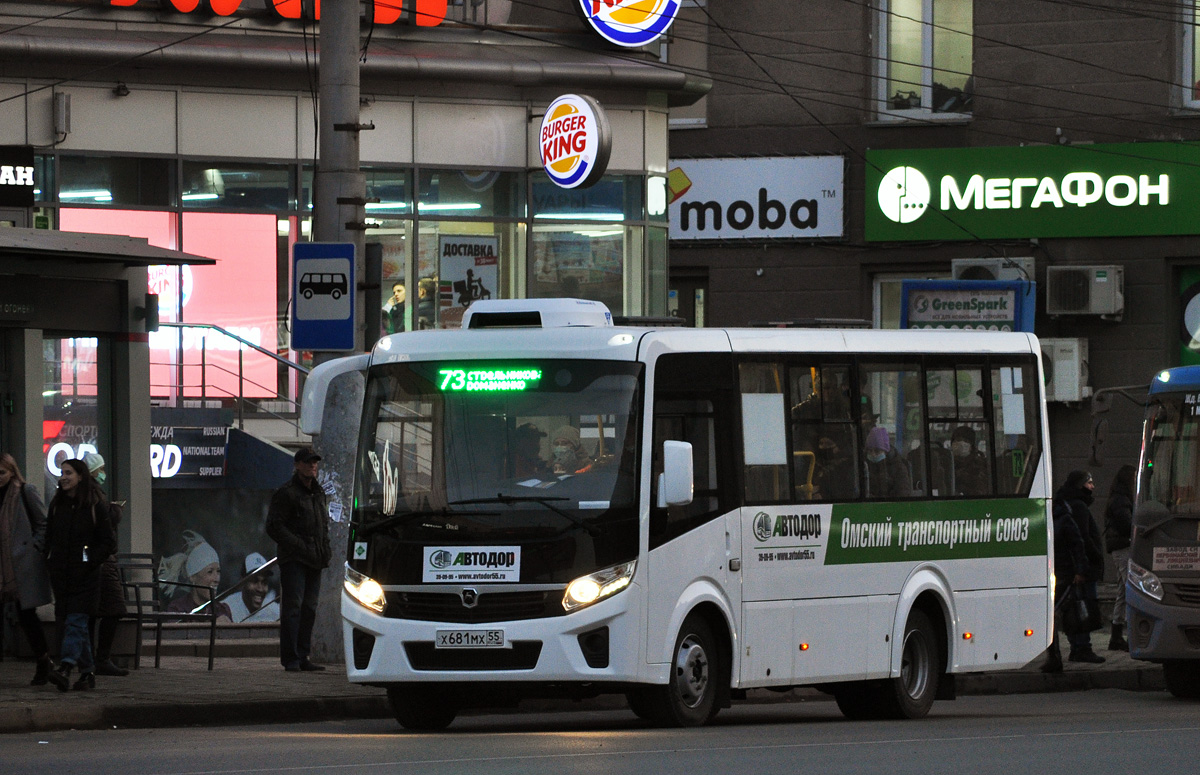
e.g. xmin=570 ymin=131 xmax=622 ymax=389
xmin=460 ymin=298 xmax=614 ymax=329
xmin=951 ymin=257 xmax=1035 ymax=282
xmin=1045 ymin=265 xmax=1124 ymax=319
xmin=1040 ymin=337 xmax=1090 ymax=403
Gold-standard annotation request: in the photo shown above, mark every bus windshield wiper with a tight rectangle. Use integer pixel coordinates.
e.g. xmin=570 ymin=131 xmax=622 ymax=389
xmin=359 ymin=507 xmax=499 ymax=536
xmin=449 ymin=495 xmax=600 ymax=536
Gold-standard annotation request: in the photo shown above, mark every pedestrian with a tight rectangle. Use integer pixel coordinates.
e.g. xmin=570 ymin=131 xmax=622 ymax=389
xmin=0 ymin=453 xmax=56 ymax=685
xmin=863 ymin=426 xmax=913 ymax=498
xmin=266 ymin=446 xmax=331 ymax=672
xmin=1054 ymin=469 xmax=1106 ymax=664
xmin=383 ymin=281 xmax=406 ymax=334
xmin=1103 ymin=464 xmax=1136 ymax=651
xmin=44 ymin=458 xmax=117 ymax=691
xmin=1043 ymin=487 xmax=1088 ymax=673
xmin=81 ymin=452 xmax=130 ymax=677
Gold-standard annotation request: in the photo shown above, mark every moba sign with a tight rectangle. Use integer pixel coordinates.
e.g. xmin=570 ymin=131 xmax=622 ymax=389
xmin=575 ymin=0 xmax=680 ymax=48
xmin=539 ymin=95 xmax=611 ymax=190
xmin=667 ymin=156 xmax=845 ymax=240
xmin=106 ymin=0 xmax=454 ymax=27
xmin=866 ymin=142 xmax=1200 ymax=241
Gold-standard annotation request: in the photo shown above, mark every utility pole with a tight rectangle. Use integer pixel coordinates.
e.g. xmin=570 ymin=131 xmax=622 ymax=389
xmin=311 ymin=0 xmax=367 ymax=664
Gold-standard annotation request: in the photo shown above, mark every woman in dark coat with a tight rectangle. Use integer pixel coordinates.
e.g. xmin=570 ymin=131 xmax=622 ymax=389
xmin=44 ymin=458 xmax=116 ymax=692
xmin=0 ymin=453 xmax=55 ymax=684
xmin=1054 ymin=469 xmax=1106 ymax=664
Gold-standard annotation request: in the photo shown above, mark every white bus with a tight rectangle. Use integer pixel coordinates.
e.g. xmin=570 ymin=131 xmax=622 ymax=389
xmin=302 ymin=299 xmax=1053 ymax=730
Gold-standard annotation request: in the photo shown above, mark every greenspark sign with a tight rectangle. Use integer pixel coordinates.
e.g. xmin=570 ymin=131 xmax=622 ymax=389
xmin=865 ymin=142 xmax=1200 ymax=242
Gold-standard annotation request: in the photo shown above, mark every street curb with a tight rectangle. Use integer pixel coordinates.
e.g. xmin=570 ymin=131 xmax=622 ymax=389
xmin=0 ymin=665 xmax=1166 ymax=734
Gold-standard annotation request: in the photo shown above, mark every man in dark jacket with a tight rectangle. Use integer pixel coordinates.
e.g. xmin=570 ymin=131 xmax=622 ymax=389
xmin=1103 ymin=464 xmax=1136 ymax=651
xmin=267 ymin=447 xmax=332 ymax=672
xmin=1044 ymin=496 xmax=1087 ymax=673
xmin=1054 ymin=470 xmax=1106 ymax=664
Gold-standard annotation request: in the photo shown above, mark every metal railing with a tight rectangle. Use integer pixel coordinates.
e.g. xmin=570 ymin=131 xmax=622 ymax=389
xmin=152 ymin=323 xmax=310 ymax=431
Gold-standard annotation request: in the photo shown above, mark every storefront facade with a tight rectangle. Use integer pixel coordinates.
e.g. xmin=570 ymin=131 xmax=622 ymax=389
xmin=0 ymin=2 xmax=703 ymax=602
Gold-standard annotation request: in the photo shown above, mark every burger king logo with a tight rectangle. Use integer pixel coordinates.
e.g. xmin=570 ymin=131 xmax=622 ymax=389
xmin=539 ymin=94 xmax=612 ymax=190
xmin=577 ymin=0 xmax=680 ymax=48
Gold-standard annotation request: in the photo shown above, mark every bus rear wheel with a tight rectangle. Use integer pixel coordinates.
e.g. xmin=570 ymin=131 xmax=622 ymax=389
xmin=880 ymin=609 xmax=941 ymax=719
xmin=387 ymin=684 xmax=458 ymax=731
xmin=1164 ymin=661 xmax=1200 ymax=699
xmin=644 ymin=615 xmax=721 ymax=726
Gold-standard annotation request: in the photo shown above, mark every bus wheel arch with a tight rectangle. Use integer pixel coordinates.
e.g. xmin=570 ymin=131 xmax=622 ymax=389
xmin=634 ymin=603 xmax=732 ymax=726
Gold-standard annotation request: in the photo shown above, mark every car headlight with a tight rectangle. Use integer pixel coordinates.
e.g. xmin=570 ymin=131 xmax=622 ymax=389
xmin=1128 ymin=560 xmax=1163 ymax=602
xmin=344 ymin=563 xmax=387 ymax=613
xmin=563 ymin=560 xmax=636 ymax=612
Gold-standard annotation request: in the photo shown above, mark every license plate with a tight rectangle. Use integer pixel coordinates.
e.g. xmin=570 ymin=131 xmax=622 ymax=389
xmin=434 ymin=629 xmax=506 ymax=649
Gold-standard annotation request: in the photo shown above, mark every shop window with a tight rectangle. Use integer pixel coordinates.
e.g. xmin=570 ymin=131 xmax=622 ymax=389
xmin=34 ymin=154 xmax=53 ymax=203
xmin=418 ymin=169 xmax=522 ymax=219
xmin=182 ymin=161 xmax=293 ymax=211
xmin=416 ymin=220 xmax=523 ymax=329
xmin=876 ymin=0 xmax=973 ymax=119
xmin=42 ymin=335 xmax=111 ymax=499
xmin=873 ymin=271 xmax=950 ymax=329
xmin=529 ymin=225 xmax=627 ymax=315
xmin=531 ymin=173 xmax=643 ymax=222
xmin=59 ymin=155 xmax=173 ymax=207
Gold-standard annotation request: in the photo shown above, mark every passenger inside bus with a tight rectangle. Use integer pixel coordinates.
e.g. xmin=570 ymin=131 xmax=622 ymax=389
xmin=512 ymin=423 xmax=550 ymax=479
xmin=950 ymin=425 xmax=990 ymax=495
xmin=813 ymin=434 xmax=857 ymax=500
xmin=864 ymin=426 xmax=913 ymax=498
xmin=551 ymin=425 xmax=594 ymax=475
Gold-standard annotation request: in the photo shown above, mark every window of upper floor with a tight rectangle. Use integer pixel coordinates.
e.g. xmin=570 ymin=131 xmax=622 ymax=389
xmin=876 ymin=0 xmax=973 ymax=121
xmin=1183 ymin=2 xmax=1200 ymax=110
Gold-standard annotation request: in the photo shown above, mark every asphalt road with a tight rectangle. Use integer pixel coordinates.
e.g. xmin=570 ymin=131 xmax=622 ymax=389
xmin=3 ymin=690 xmax=1197 ymax=775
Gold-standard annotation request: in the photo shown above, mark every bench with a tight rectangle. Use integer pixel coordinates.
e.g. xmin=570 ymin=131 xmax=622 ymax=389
xmin=115 ymin=553 xmax=218 ymax=670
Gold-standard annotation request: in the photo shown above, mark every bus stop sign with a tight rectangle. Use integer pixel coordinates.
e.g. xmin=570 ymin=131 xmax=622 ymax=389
xmin=291 ymin=242 xmax=356 ymax=351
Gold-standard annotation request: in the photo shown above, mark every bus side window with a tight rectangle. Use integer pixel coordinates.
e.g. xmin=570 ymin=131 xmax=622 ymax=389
xmin=992 ymin=363 xmax=1041 ymax=496
xmin=741 ymin=361 xmax=789 ymax=503
xmin=790 ymin=364 xmax=857 ymax=502
xmin=651 ymin=399 xmax=720 ymax=542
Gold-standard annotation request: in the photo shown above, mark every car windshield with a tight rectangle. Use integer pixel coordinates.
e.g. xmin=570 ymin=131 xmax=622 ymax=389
xmin=354 ymin=359 xmax=642 ymax=541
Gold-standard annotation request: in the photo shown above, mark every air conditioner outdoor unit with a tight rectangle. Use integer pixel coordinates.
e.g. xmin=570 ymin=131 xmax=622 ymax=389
xmin=1045 ymin=265 xmax=1124 ymax=318
xmin=1040 ymin=337 xmax=1090 ymax=402
xmin=951 ymin=257 xmax=1035 ymax=282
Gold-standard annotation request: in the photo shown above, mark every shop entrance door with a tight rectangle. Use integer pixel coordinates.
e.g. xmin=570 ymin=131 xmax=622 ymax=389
xmin=668 ymin=269 xmax=708 ymax=327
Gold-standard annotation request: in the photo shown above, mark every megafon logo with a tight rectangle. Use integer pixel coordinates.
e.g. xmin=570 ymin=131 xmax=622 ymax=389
xmin=878 ymin=166 xmax=931 ymax=224
xmin=578 ymin=0 xmax=680 ymax=47
xmin=540 ymin=94 xmax=612 ymax=190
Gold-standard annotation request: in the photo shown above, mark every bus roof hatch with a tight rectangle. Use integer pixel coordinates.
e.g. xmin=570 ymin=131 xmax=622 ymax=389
xmin=461 ymin=298 xmax=614 ymax=329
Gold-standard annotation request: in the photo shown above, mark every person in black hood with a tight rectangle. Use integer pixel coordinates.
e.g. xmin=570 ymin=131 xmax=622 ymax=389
xmin=1044 ymin=485 xmax=1088 ymax=673
xmin=1103 ymin=464 xmax=1135 ymax=651
xmin=1054 ymin=470 xmax=1106 ymax=664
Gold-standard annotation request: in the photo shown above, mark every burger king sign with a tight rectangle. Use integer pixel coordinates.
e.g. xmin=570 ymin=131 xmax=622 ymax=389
xmin=577 ymin=0 xmax=680 ymax=48
xmin=539 ymin=94 xmax=612 ymax=190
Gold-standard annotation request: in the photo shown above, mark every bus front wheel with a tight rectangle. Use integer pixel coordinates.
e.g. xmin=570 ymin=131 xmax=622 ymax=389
xmin=1164 ymin=661 xmax=1200 ymax=699
xmin=645 ymin=615 xmax=721 ymax=726
xmin=387 ymin=684 xmax=458 ymax=731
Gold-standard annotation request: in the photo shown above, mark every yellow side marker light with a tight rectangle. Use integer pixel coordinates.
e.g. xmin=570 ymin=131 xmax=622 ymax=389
xmin=962 ymin=632 xmax=973 ymax=640
xmin=1025 ymin=629 xmax=1034 ymax=637
xmin=799 ymin=643 xmax=810 ymax=651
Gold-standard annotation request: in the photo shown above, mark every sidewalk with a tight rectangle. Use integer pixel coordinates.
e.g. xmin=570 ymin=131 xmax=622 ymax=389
xmin=0 ymin=630 xmax=1165 ymax=734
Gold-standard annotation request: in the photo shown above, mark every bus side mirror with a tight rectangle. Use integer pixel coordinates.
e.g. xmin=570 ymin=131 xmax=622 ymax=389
xmin=658 ymin=440 xmax=694 ymax=508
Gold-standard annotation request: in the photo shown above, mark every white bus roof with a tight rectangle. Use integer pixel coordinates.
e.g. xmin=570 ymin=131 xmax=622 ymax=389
xmin=370 ymin=326 xmax=1039 ymax=367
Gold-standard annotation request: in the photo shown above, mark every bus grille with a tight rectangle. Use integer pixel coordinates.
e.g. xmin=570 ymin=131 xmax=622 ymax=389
xmin=385 ymin=590 xmax=558 ymax=623
xmin=1172 ymin=583 xmax=1200 ymax=607
xmin=404 ymin=641 xmax=542 ymax=671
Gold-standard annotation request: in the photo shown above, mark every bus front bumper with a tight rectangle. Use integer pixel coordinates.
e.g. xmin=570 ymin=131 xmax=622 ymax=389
xmin=1127 ymin=582 xmax=1200 ymax=661
xmin=340 ymin=587 xmax=644 ymax=685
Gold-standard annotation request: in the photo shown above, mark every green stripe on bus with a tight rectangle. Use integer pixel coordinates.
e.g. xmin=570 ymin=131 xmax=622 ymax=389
xmin=824 ymin=499 xmax=1048 ymax=565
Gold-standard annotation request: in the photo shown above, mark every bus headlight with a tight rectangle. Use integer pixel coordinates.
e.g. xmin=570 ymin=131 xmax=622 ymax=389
xmin=563 ymin=560 xmax=636 ymax=612
xmin=1128 ymin=560 xmax=1164 ymax=602
xmin=344 ymin=564 xmax=387 ymax=613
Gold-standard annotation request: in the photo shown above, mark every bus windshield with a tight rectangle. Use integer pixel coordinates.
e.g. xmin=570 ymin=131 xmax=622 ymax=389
xmin=1138 ymin=392 xmax=1200 ymax=535
xmin=354 ymin=359 xmax=642 ymax=550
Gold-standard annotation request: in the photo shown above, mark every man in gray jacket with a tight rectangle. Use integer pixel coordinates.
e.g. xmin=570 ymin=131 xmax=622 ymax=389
xmin=266 ymin=447 xmax=332 ymax=672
